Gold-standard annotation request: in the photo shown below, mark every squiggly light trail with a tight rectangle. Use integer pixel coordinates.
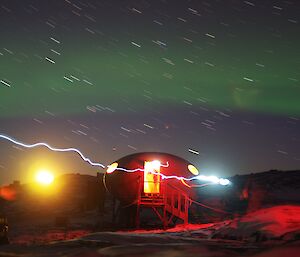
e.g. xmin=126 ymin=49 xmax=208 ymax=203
xmin=0 ymin=135 xmax=171 ymax=174
xmin=0 ymin=134 xmax=230 ymax=185
xmin=0 ymin=134 xmax=106 ymax=168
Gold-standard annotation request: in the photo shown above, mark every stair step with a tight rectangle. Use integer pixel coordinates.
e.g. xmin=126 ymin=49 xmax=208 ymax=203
xmin=141 ymin=197 xmax=163 ymax=200
xmin=140 ymin=198 xmax=164 ymax=203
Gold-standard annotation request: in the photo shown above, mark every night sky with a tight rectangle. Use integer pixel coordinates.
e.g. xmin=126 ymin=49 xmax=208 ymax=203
xmin=1 ymin=0 xmax=300 ymax=185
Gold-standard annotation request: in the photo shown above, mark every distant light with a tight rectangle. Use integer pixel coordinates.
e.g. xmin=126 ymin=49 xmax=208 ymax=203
xmin=195 ymin=174 xmax=230 ymax=186
xmin=35 ymin=170 xmax=54 ymax=185
xmin=208 ymin=175 xmax=220 ymax=184
xmin=188 ymin=164 xmax=199 ymax=175
xmin=107 ymin=162 xmax=118 ymax=174
xmin=219 ymin=178 xmax=230 ymax=186
xmin=195 ymin=175 xmax=206 ymax=181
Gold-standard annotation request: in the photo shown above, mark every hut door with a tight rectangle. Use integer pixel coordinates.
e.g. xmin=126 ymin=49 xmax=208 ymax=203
xmin=144 ymin=161 xmax=161 ymax=194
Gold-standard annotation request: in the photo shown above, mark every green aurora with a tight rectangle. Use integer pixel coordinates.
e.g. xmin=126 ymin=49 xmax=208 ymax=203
xmin=1 ymin=31 xmax=300 ymax=118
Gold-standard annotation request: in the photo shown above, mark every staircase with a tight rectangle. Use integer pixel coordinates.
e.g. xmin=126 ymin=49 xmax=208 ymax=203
xmin=136 ymin=180 xmax=190 ymax=229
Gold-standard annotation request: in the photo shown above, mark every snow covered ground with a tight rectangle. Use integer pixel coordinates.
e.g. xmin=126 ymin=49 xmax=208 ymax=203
xmin=211 ymin=205 xmax=300 ymax=241
xmin=0 ymin=205 xmax=299 ymax=257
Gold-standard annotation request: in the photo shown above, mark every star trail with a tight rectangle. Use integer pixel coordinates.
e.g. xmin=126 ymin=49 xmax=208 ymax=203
xmin=0 ymin=0 xmax=299 ymax=184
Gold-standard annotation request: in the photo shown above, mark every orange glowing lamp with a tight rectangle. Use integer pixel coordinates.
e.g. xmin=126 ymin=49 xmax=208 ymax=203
xmin=107 ymin=162 xmax=118 ymax=174
xmin=35 ymin=170 xmax=54 ymax=185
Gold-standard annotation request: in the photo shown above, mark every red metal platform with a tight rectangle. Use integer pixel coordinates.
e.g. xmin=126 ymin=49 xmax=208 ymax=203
xmin=136 ymin=179 xmax=190 ymax=229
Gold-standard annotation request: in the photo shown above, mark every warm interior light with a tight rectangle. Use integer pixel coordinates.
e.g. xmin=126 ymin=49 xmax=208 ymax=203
xmin=144 ymin=160 xmax=161 ymax=194
xmin=35 ymin=170 xmax=54 ymax=185
xmin=150 ymin=160 xmax=161 ymax=170
xmin=188 ymin=164 xmax=199 ymax=175
xmin=107 ymin=162 xmax=118 ymax=174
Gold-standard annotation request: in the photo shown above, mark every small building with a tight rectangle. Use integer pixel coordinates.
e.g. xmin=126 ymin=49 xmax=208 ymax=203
xmin=103 ymin=152 xmax=200 ymax=229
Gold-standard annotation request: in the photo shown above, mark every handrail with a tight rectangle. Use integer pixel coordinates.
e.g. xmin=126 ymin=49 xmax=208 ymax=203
xmin=137 ymin=178 xmax=190 ymax=226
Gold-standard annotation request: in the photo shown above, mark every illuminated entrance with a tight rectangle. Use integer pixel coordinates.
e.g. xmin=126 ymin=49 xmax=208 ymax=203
xmin=137 ymin=159 xmax=189 ymax=229
xmin=143 ymin=160 xmax=161 ymax=194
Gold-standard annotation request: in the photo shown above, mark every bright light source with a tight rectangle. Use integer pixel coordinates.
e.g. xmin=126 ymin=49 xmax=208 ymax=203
xmin=188 ymin=164 xmax=199 ymax=175
xmin=196 ymin=175 xmax=206 ymax=181
xmin=150 ymin=160 xmax=161 ymax=170
xmin=195 ymin=174 xmax=230 ymax=186
xmin=219 ymin=178 xmax=230 ymax=186
xmin=107 ymin=162 xmax=118 ymax=174
xmin=35 ymin=170 xmax=54 ymax=185
xmin=208 ymin=175 xmax=220 ymax=184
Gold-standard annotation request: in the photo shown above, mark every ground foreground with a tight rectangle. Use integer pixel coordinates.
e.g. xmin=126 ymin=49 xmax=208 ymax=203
xmin=1 ymin=205 xmax=300 ymax=257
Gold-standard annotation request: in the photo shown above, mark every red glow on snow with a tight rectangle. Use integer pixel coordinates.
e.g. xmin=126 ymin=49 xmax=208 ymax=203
xmin=0 ymin=186 xmax=16 ymax=201
xmin=230 ymin=205 xmax=300 ymax=237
